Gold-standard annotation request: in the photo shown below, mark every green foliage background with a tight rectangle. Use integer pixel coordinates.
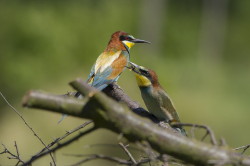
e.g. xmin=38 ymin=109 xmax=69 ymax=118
xmin=0 ymin=0 xmax=250 ymax=165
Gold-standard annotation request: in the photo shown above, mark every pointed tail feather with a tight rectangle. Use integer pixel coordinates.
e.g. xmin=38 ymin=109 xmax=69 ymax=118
xmin=58 ymin=114 xmax=68 ymax=124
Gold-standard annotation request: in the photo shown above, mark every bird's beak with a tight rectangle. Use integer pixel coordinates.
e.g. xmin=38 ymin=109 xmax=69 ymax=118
xmin=131 ymin=38 xmax=151 ymax=44
xmin=129 ymin=62 xmax=141 ymax=74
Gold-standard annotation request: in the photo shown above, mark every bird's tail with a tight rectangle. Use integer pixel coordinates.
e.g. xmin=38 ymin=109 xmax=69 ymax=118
xmin=58 ymin=91 xmax=82 ymax=124
xmin=58 ymin=114 xmax=68 ymax=124
xmin=172 ymin=126 xmax=187 ymax=136
xmin=58 ymin=80 xmax=108 ymax=123
xmin=170 ymin=121 xmax=187 ymax=136
xmin=74 ymin=91 xmax=82 ymax=98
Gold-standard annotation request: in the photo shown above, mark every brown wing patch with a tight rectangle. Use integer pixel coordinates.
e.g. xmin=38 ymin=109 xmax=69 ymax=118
xmin=108 ymin=55 xmax=127 ymax=79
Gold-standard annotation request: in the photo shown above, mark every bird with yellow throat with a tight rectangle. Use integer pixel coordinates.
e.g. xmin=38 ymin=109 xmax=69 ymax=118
xmin=129 ymin=62 xmax=186 ymax=135
xmin=60 ymin=31 xmax=150 ymax=122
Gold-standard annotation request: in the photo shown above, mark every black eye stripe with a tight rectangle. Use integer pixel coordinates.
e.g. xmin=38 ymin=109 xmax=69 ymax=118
xmin=140 ymin=69 xmax=149 ymax=75
xmin=120 ymin=35 xmax=132 ymax=41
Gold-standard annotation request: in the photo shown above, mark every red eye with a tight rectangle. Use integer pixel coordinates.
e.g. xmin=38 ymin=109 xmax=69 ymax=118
xmin=119 ymin=35 xmax=132 ymax=41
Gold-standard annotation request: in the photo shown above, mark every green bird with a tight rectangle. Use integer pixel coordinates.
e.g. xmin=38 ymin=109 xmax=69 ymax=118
xmin=129 ymin=62 xmax=186 ymax=135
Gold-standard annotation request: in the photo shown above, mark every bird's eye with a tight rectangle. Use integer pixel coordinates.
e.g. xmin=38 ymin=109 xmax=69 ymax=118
xmin=119 ymin=35 xmax=125 ymax=41
xmin=125 ymin=36 xmax=131 ymax=41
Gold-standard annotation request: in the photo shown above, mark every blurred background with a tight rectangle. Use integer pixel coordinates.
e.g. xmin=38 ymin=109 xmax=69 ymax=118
xmin=0 ymin=0 xmax=250 ymax=165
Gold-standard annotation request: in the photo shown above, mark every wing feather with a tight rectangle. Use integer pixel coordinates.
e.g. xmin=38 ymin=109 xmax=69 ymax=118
xmin=158 ymin=90 xmax=181 ymax=122
xmin=89 ymin=51 xmax=128 ymax=90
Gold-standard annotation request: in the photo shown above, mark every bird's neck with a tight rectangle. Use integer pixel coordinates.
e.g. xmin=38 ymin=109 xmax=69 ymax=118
xmin=135 ymin=74 xmax=161 ymax=89
xmin=139 ymin=85 xmax=153 ymax=95
xmin=122 ymin=41 xmax=135 ymax=53
xmin=151 ymin=79 xmax=161 ymax=89
xmin=135 ymin=74 xmax=151 ymax=87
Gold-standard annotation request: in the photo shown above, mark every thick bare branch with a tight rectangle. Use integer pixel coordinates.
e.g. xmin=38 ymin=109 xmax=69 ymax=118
xmin=103 ymin=83 xmax=159 ymax=121
xmin=69 ymin=80 xmax=160 ymax=123
xmin=22 ymin=79 xmax=250 ymax=166
xmin=22 ymin=90 xmax=91 ymax=119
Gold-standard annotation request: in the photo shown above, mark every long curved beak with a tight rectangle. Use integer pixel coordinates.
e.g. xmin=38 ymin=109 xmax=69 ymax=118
xmin=131 ymin=38 xmax=151 ymax=44
xmin=128 ymin=62 xmax=141 ymax=74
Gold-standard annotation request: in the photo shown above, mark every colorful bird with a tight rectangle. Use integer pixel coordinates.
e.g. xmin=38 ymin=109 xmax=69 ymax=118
xmin=129 ymin=62 xmax=186 ymax=135
xmin=60 ymin=31 xmax=149 ymax=123
xmin=75 ymin=31 xmax=150 ymax=97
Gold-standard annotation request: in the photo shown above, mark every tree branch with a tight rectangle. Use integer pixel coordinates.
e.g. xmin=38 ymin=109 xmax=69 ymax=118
xmin=67 ymin=154 xmax=134 ymax=166
xmin=172 ymin=122 xmax=218 ymax=145
xmin=37 ymin=121 xmax=93 ymax=155
xmin=103 ymin=84 xmax=159 ymax=122
xmin=119 ymin=143 xmax=137 ymax=164
xmin=67 ymin=81 xmax=160 ymax=123
xmin=234 ymin=144 xmax=250 ymax=154
xmin=22 ymin=79 xmax=250 ymax=166
xmin=0 ymin=91 xmax=56 ymax=166
xmin=1 ymin=142 xmax=24 ymax=166
xmin=21 ymin=126 xmax=97 ymax=166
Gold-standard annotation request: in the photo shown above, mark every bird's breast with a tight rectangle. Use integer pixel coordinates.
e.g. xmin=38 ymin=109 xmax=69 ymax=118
xmin=107 ymin=53 xmax=129 ymax=79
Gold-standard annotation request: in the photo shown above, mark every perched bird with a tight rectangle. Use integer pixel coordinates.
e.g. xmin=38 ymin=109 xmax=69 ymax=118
xmin=129 ymin=62 xmax=186 ymax=135
xmin=75 ymin=31 xmax=150 ymax=98
xmin=59 ymin=31 xmax=149 ymax=123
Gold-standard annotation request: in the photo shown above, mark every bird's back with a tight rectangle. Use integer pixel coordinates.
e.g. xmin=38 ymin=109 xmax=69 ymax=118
xmin=157 ymin=88 xmax=181 ymax=123
xmin=140 ymin=85 xmax=181 ymax=123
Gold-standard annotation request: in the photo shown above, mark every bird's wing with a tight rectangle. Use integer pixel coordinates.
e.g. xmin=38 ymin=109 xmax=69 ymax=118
xmin=158 ymin=89 xmax=181 ymax=123
xmin=86 ymin=63 xmax=96 ymax=84
xmin=91 ymin=51 xmax=128 ymax=90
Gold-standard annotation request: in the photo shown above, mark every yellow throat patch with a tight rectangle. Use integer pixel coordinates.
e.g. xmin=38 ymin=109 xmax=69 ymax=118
xmin=122 ymin=41 xmax=135 ymax=49
xmin=135 ymin=74 xmax=151 ymax=87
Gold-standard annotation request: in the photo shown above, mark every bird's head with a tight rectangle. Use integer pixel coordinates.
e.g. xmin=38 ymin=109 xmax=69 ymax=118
xmin=129 ymin=62 xmax=159 ymax=88
xmin=107 ymin=31 xmax=150 ymax=52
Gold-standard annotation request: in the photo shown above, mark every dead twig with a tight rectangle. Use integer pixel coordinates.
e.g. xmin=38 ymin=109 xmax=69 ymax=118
xmin=67 ymin=154 xmax=133 ymax=166
xmin=0 ymin=142 xmax=24 ymax=166
xmin=83 ymin=143 xmax=143 ymax=152
xmin=37 ymin=121 xmax=93 ymax=155
xmin=21 ymin=126 xmax=97 ymax=166
xmin=66 ymin=153 xmax=151 ymax=166
xmin=234 ymin=144 xmax=250 ymax=154
xmin=172 ymin=123 xmax=217 ymax=145
xmin=219 ymin=137 xmax=227 ymax=146
xmin=119 ymin=143 xmax=137 ymax=165
xmin=0 ymin=91 xmax=56 ymax=166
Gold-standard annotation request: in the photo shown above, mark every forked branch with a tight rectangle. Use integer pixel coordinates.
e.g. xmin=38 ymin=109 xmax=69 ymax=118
xmin=22 ymin=79 xmax=250 ymax=166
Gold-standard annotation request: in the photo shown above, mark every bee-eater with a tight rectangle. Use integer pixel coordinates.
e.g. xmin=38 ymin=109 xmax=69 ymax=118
xmin=129 ymin=62 xmax=186 ymax=135
xmin=75 ymin=31 xmax=150 ymax=98
xmin=60 ymin=31 xmax=150 ymax=123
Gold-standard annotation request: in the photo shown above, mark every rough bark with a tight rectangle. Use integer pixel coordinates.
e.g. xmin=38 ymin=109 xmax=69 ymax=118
xmin=22 ymin=79 xmax=250 ymax=166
